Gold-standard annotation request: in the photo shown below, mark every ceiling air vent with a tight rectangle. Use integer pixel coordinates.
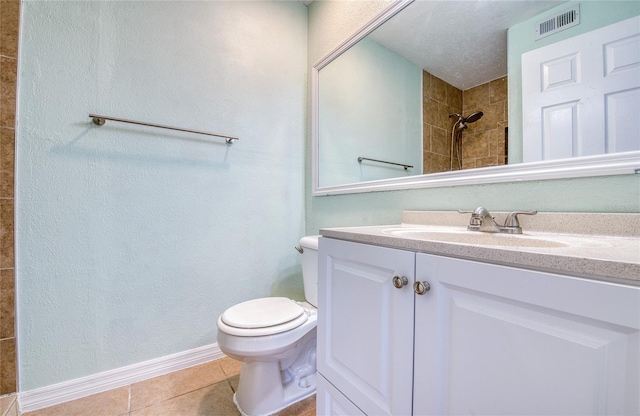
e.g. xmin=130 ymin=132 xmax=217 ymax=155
xmin=535 ymin=4 xmax=580 ymax=40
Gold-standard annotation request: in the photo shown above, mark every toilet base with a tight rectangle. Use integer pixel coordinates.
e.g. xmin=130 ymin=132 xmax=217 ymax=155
xmin=232 ymin=332 xmax=317 ymax=416
xmin=233 ymin=372 xmax=316 ymax=416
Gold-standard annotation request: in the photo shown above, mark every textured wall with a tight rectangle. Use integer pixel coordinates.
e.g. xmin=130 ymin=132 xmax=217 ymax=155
xmin=17 ymin=1 xmax=307 ymax=391
xmin=0 ymin=0 xmax=18 ymax=396
xmin=306 ymin=1 xmax=639 ymax=235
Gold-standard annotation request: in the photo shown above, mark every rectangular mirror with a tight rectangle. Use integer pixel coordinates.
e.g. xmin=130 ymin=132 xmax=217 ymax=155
xmin=312 ymin=0 xmax=640 ymax=195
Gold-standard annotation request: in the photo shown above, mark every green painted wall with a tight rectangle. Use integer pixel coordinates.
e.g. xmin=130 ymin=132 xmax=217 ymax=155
xmin=18 ymin=0 xmax=308 ymax=390
xmin=306 ymin=1 xmax=640 ymax=234
xmin=319 ymin=37 xmax=422 ymax=187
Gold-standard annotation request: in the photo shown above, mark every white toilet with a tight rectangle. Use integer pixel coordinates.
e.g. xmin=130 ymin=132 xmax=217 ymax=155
xmin=216 ymin=236 xmax=319 ymax=416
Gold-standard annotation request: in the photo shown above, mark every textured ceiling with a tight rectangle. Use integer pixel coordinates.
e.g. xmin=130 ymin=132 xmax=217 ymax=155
xmin=369 ymin=0 xmax=567 ymax=90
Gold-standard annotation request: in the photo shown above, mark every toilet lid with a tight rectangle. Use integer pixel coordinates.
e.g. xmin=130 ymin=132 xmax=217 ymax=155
xmin=221 ymin=297 xmax=305 ymax=329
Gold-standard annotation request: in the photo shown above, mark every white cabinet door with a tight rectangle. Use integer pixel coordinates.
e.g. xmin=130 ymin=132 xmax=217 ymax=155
xmin=318 ymin=238 xmax=415 ymax=416
xmin=413 ymin=253 xmax=640 ymax=416
xmin=317 ymin=373 xmax=366 ymax=416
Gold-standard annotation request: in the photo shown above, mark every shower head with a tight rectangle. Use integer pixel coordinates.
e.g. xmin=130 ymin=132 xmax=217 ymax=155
xmin=450 ymin=111 xmax=482 ymax=133
xmin=463 ymin=111 xmax=483 ymax=123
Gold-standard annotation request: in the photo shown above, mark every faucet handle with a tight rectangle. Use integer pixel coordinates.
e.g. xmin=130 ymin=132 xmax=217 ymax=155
xmin=458 ymin=207 xmax=491 ymax=216
xmin=460 ymin=207 xmax=492 ymax=231
xmin=503 ymin=210 xmax=538 ymax=231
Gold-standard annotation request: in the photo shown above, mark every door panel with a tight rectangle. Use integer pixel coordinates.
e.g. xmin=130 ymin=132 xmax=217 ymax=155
xmin=523 ymin=16 xmax=640 ymax=162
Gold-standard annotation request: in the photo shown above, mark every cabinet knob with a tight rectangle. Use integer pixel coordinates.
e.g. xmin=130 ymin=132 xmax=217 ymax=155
xmin=392 ymin=275 xmax=408 ymax=289
xmin=413 ymin=281 xmax=431 ymax=295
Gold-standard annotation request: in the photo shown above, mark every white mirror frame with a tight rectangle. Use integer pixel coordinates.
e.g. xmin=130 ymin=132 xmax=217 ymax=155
xmin=311 ymin=0 xmax=640 ymax=196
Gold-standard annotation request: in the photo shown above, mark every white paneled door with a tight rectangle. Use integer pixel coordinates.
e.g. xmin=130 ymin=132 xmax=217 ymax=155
xmin=522 ymin=16 xmax=640 ymax=162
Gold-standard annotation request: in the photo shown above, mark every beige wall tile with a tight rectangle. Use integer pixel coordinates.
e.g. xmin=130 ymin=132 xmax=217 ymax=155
xmin=422 ymin=70 xmax=430 ymax=96
xmin=0 ymin=0 xmax=19 ymax=58
xmin=462 ymin=131 xmax=490 ymax=159
xmin=461 ymin=158 xmax=476 ymax=170
xmin=476 ymin=156 xmax=499 ymax=168
xmin=130 ymin=360 xmax=228 ymax=411
xmin=430 ymin=126 xmax=449 ymax=156
xmin=130 ymin=381 xmax=240 ymax=416
xmin=487 ymin=101 xmax=506 ymax=125
xmin=490 ymin=128 xmax=507 ymax=157
xmin=0 ymin=57 xmax=16 ymax=128
xmin=0 ymin=0 xmax=17 ymax=398
xmin=423 ymin=98 xmax=438 ymax=126
xmin=0 ymin=337 xmax=15 ymax=394
xmin=490 ymin=76 xmax=508 ymax=104
xmin=0 ymin=198 xmax=13 ymax=268
xmin=460 ymin=77 xmax=508 ymax=169
xmin=436 ymin=102 xmax=453 ymax=130
xmin=423 ymin=124 xmax=431 ymax=152
xmin=429 ymin=74 xmax=447 ymax=103
xmin=463 ymin=82 xmax=489 ymax=112
xmin=21 ymin=387 xmax=129 ymax=416
xmin=423 ymin=152 xmax=450 ymax=174
xmin=446 ymin=82 xmax=462 ymax=110
xmin=0 ymin=268 xmax=14 ymax=339
xmin=422 ymin=69 xmax=464 ymax=174
xmin=0 ymin=128 xmax=14 ymax=198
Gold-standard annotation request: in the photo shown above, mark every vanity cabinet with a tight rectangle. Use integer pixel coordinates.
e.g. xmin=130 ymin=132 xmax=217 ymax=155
xmin=318 ymin=237 xmax=640 ymax=416
xmin=317 ymin=238 xmax=415 ymax=416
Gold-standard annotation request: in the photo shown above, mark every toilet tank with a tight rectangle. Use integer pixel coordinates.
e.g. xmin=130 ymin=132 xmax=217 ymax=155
xmin=298 ymin=235 xmax=320 ymax=307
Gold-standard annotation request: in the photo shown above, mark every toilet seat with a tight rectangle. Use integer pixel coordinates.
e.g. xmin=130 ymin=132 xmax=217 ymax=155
xmin=219 ymin=297 xmax=309 ymax=337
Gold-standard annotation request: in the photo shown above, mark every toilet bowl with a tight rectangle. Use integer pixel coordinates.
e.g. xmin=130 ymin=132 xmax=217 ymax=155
xmin=216 ymin=236 xmax=319 ymax=416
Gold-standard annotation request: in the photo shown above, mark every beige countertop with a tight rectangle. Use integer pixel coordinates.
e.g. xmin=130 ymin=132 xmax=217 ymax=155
xmin=320 ymin=211 xmax=640 ymax=284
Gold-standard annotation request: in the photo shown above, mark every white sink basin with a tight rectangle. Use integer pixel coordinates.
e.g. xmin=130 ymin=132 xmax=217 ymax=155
xmin=382 ymin=227 xmax=570 ymax=248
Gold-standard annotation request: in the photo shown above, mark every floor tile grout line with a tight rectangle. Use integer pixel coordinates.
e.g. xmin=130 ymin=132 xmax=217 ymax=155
xmin=226 ymin=378 xmax=236 ymax=394
xmin=127 ymin=385 xmax=131 ymax=413
xmin=218 ymin=359 xmax=241 ymax=380
xmin=129 ymin=376 xmax=235 ymax=413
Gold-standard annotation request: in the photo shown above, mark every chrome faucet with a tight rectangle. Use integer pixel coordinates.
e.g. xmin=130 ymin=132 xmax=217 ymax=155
xmin=459 ymin=207 xmax=537 ymax=234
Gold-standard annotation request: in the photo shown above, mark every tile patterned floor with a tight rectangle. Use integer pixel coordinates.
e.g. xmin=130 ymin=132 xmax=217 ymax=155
xmin=19 ymin=357 xmax=316 ymax=416
xmin=1 ymin=394 xmax=18 ymax=416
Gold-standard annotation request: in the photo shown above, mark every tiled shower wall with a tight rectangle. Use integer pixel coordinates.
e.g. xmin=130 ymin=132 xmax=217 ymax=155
xmin=422 ymin=71 xmax=508 ymax=173
xmin=422 ymin=71 xmax=463 ymax=174
xmin=0 ymin=0 xmax=18 ymax=395
xmin=461 ymin=76 xmax=508 ymax=169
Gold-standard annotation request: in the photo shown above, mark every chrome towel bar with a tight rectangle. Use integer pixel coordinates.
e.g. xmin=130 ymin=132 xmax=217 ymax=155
xmin=89 ymin=114 xmax=239 ymax=144
xmin=357 ymin=157 xmax=413 ymax=170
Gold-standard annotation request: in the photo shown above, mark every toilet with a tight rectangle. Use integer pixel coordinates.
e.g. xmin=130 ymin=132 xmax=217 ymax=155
xmin=216 ymin=236 xmax=319 ymax=416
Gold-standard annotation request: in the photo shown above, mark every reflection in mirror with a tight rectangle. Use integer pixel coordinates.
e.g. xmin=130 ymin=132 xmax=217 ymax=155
xmin=312 ymin=0 xmax=640 ymax=195
xmin=318 ymin=36 xmax=422 ymax=187
xmin=317 ymin=0 xmax=564 ymax=187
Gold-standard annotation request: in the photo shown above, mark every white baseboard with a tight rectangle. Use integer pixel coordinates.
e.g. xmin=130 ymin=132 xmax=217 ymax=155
xmin=18 ymin=343 xmax=224 ymax=413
